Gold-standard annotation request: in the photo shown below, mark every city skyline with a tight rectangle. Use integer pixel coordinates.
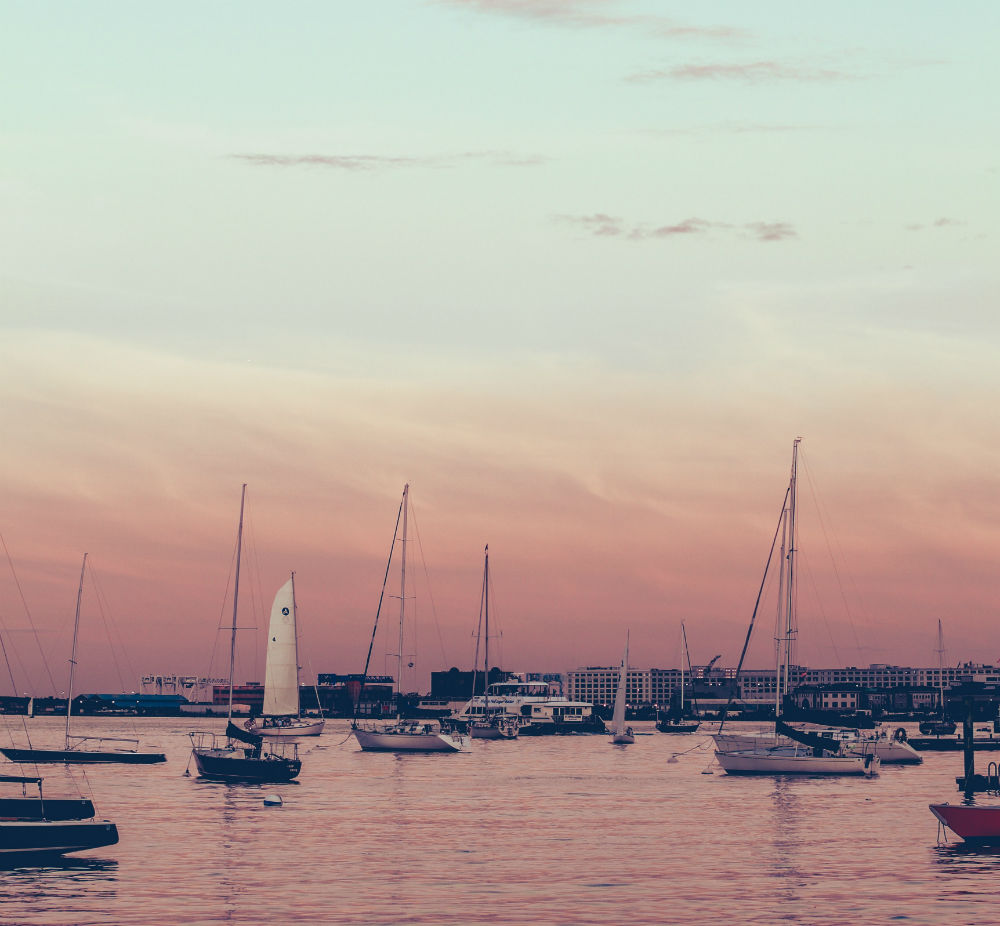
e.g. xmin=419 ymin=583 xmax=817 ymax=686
xmin=2 ymin=2 xmax=998 ymax=692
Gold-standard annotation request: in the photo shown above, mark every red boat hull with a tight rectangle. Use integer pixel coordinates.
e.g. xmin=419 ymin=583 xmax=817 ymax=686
xmin=930 ymin=803 xmax=1000 ymax=842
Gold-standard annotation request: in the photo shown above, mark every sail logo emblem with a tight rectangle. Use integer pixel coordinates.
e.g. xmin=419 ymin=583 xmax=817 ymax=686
xmin=281 ymin=607 xmax=290 ymax=615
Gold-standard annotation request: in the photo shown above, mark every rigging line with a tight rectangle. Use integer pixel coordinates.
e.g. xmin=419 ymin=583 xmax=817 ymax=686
xmin=798 ymin=553 xmax=843 ymax=666
xmin=0 ymin=532 xmax=58 ymax=695
xmin=471 ymin=555 xmax=485 ymax=698
xmin=353 ymin=495 xmax=403 ymax=728
xmin=799 ymin=450 xmax=865 ymax=655
xmin=717 ymin=485 xmax=790 ymax=737
xmin=293 ymin=585 xmax=325 ymax=720
xmin=486 ymin=557 xmax=504 ymax=673
xmin=406 ymin=501 xmax=448 ymax=668
xmin=87 ymin=561 xmax=141 ymax=741
xmin=0 ymin=588 xmax=34 ymax=750
xmin=205 ymin=525 xmax=240 ymax=684
xmin=238 ymin=503 xmax=263 ymax=688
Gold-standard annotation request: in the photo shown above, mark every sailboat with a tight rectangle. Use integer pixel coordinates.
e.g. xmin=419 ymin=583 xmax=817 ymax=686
xmin=468 ymin=546 xmax=517 ymax=740
xmin=352 ymin=484 xmax=465 ymax=753
xmin=0 ymin=554 xmax=166 ymax=765
xmin=656 ymin=622 xmax=701 ymax=734
xmin=610 ymin=632 xmax=635 ymax=745
xmin=245 ymin=575 xmax=324 ymax=738
xmin=713 ymin=440 xmax=879 ymax=777
xmin=0 ymin=773 xmax=119 ymax=861
xmin=188 ymin=485 xmax=302 ymax=782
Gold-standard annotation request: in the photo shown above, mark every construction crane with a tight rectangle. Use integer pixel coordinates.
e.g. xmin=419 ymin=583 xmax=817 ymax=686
xmin=702 ymin=654 xmax=722 ymax=678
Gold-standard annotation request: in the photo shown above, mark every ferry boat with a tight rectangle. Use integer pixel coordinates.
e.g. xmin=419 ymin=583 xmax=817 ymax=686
xmin=451 ymin=681 xmax=606 ymax=735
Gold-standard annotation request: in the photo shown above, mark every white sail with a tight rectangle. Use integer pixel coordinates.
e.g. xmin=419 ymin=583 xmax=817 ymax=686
xmin=611 ymin=636 xmax=629 ymax=737
xmin=262 ymin=578 xmax=299 ymax=717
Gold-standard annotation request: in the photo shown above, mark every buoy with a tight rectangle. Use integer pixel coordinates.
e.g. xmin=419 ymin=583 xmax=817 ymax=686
xmin=263 ymin=794 xmax=283 ymax=806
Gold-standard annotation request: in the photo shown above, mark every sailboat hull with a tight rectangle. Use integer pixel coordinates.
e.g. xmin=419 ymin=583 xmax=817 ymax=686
xmin=715 ymin=750 xmax=878 ymax=776
xmin=656 ymin=721 xmax=700 ymax=734
xmin=191 ymin=747 xmax=301 ymax=782
xmin=353 ymin=728 xmax=464 ymax=752
xmin=246 ymin=719 xmax=325 ymax=738
xmin=611 ymin=733 xmax=635 ymax=745
xmin=469 ymin=720 xmax=518 ymax=740
xmin=0 ymin=820 xmax=119 ymax=859
xmin=0 ymin=747 xmax=166 ymax=764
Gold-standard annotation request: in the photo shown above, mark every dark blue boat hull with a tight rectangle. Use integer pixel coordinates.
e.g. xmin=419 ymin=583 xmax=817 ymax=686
xmin=0 ymin=747 xmax=166 ymax=765
xmin=0 ymin=820 xmax=118 ymax=860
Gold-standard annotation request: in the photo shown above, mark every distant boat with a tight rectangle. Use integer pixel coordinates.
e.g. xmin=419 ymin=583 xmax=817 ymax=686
xmin=245 ymin=575 xmax=325 ymax=738
xmin=919 ymin=620 xmax=956 ymax=735
xmin=657 ymin=621 xmax=701 ymax=734
xmin=610 ymin=632 xmax=635 ymax=745
xmin=188 ymin=485 xmax=302 ymax=782
xmin=453 ymin=680 xmax=606 ymax=735
xmin=0 ymin=773 xmax=118 ymax=862
xmin=713 ymin=440 xmax=879 ymax=777
xmin=0 ymin=554 xmax=166 ymax=766
xmin=467 ymin=545 xmax=517 ymax=741
xmin=353 ymin=485 xmax=465 ymax=753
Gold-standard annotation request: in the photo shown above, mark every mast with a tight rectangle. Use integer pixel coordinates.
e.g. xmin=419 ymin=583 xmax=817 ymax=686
xmin=484 ymin=545 xmax=489 ymax=718
xmin=774 ymin=506 xmax=788 ymax=719
xmin=64 ymin=552 xmax=88 ymax=748
xmin=783 ymin=439 xmax=801 ymax=716
xmin=937 ymin=619 xmax=946 ymax=719
xmin=680 ymin=621 xmax=687 ymax=714
xmin=228 ymin=483 xmax=247 ymax=724
xmin=396 ymin=484 xmax=409 ymax=721
xmin=291 ymin=570 xmax=300 ymax=720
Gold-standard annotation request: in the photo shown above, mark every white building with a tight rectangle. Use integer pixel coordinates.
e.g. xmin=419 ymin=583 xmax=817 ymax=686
xmin=564 ymin=662 xmax=999 ymax=706
xmin=140 ymin=674 xmax=225 ymax=704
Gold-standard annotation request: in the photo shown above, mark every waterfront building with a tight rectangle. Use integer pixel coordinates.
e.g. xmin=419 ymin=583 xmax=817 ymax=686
xmin=140 ymin=674 xmax=226 ymax=704
xmin=565 ymin=662 xmax=1000 ymax=712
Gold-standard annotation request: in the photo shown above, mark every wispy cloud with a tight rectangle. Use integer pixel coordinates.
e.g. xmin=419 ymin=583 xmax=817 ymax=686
xmin=645 ymin=122 xmax=822 ymax=137
xmin=232 ymin=151 xmax=547 ymax=170
xmin=630 ymin=61 xmax=853 ymax=83
xmin=437 ymin=0 xmax=743 ymax=39
xmin=906 ymin=217 xmax=965 ymax=231
xmin=557 ymin=214 xmax=797 ymax=242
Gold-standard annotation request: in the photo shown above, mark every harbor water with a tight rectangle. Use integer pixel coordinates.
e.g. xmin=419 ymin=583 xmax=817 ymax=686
xmin=1 ymin=716 xmax=997 ymax=925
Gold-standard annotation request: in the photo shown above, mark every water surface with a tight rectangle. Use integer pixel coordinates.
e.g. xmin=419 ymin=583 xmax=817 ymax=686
xmin=1 ymin=717 xmax=993 ymax=925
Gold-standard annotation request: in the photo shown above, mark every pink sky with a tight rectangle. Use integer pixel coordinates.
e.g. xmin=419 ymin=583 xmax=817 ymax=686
xmin=1 ymin=331 xmax=996 ymax=694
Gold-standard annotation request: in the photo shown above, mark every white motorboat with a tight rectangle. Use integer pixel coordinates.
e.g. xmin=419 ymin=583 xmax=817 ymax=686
xmin=453 ymin=680 xmax=605 ymax=735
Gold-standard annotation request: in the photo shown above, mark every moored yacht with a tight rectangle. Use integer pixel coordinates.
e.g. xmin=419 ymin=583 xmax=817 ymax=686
xmin=352 ymin=485 xmax=467 ymax=754
xmin=452 ymin=680 xmax=606 ymax=735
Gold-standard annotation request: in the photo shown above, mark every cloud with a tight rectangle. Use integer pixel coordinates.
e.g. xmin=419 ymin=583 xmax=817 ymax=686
xmin=629 ymin=61 xmax=853 ymax=83
xmin=558 ymin=214 xmax=797 ymax=242
xmin=555 ymin=213 xmax=624 ymax=236
xmin=437 ymin=0 xmax=743 ymax=39
xmin=744 ymin=221 xmax=797 ymax=242
xmin=906 ymin=217 xmax=965 ymax=231
xmin=232 ymin=151 xmax=547 ymax=170
xmin=646 ymin=122 xmax=821 ymax=136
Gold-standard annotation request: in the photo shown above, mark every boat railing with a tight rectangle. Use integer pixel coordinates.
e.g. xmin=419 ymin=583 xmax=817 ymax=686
xmin=66 ymin=734 xmax=140 ymax=752
xmin=188 ymin=731 xmax=228 ymax=751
